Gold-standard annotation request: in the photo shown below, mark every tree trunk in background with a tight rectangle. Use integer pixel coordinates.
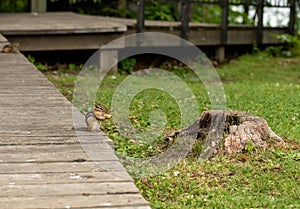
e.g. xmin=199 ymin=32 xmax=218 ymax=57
xmin=243 ymin=4 xmax=250 ymax=24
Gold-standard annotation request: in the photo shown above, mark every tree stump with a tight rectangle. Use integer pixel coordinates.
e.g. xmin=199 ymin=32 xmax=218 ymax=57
xmin=166 ymin=110 xmax=284 ymax=159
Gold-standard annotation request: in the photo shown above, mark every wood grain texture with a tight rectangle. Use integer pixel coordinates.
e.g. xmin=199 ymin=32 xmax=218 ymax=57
xmin=0 ymin=52 xmax=150 ymax=208
xmin=0 ymin=12 xmax=126 ymax=35
xmin=0 ymin=194 xmax=148 ymax=209
xmin=0 ymin=182 xmax=140 ymax=197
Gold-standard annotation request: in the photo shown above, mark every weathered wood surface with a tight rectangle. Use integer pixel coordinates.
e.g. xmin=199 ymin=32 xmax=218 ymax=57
xmin=0 ymin=194 xmax=148 ymax=209
xmin=0 ymin=12 xmax=126 ymax=35
xmin=0 ymin=12 xmax=288 ymax=51
xmin=0 ymin=12 xmax=126 ymax=51
xmin=107 ymin=17 xmax=288 ymax=45
xmin=0 ymin=52 xmax=150 ymax=208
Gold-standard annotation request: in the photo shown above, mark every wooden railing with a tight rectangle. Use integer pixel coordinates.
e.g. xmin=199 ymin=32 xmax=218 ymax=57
xmin=136 ymin=0 xmax=297 ymax=45
xmin=10 ymin=0 xmax=297 ymax=45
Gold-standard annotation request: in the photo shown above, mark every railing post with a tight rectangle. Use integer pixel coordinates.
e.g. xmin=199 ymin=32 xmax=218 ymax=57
xmin=180 ymin=0 xmax=190 ymax=40
xmin=257 ymin=0 xmax=264 ymax=45
xmin=220 ymin=0 xmax=228 ymax=45
xmin=289 ymin=0 xmax=296 ymax=35
xmin=216 ymin=0 xmax=228 ymax=62
xmin=137 ymin=0 xmax=146 ymax=33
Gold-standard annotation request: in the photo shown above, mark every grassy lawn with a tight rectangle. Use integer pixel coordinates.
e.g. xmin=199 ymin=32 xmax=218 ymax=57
xmin=40 ymin=49 xmax=299 ymax=208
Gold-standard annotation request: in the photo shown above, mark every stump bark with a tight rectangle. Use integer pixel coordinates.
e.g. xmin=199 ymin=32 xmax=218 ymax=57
xmin=166 ymin=110 xmax=284 ymax=159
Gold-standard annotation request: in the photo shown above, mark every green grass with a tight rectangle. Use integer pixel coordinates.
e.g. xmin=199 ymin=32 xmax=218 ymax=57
xmin=219 ymin=52 xmax=299 ymax=141
xmin=136 ymin=149 xmax=300 ymax=208
xmin=43 ymin=66 xmax=81 ymax=101
xmin=39 ymin=50 xmax=300 ymax=208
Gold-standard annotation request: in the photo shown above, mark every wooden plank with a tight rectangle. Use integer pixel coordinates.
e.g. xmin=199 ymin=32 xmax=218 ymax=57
xmin=0 ymin=95 xmax=70 ymax=101
xmin=0 ymin=80 xmax=56 ymax=86
xmin=0 ymin=172 xmax=133 ymax=186
xmin=0 ymin=86 xmax=59 ymax=93
xmin=0 ymin=12 xmax=127 ymax=35
xmin=227 ymin=28 xmax=256 ymax=44
xmin=0 ymin=53 xmax=33 ymax=63
xmin=0 ymin=144 xmax=115 ymax=157
xmin=263 ymin=28 xmax=289 ymax=44
xmin=0 ymin=182 xmax=140 ymax=197
xmin=7 ymin=33 xmax=125 ymax=51
xmin=0 ymin=130 xmax=110 ymax=137
xmin=0 ymin=194 xmax=149 ymax=209
xmin=0 ymin=100 xmax=71 ymax=107
xmin=125 ymin=27 xmax=286 ymax=46
xmin=189 ymin=29 xmax=220 ymax=46
xmin=0 ymin=124 xmax=75 ymax=131
xmin=0 ymin=133 xmax=115 ymax=149
xmin=0 ymin=73 xmax=49 ymax=78
xmin=0 ymin=69 xmax=47 ymax=74
xmin=0 ymin=151 xmax=119 ymax=163
xmin=0 ymin=105 xmax=72 ymax=113
xmin=0 ymin=162 xmax=127 ymax=174
xmin=0 ymin=130 xmax=77 ymax=137
xmin=0 ymin=136 xmax=79 ymax=145
xmin=0 ymin=112 xmax=73 ymax=119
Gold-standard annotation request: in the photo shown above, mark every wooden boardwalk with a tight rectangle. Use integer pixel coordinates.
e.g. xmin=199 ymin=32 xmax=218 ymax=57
xmin=0 ymin=40 xmax=150 ymax=208
xmin=0 ymin=12 xmax=288 ymax=51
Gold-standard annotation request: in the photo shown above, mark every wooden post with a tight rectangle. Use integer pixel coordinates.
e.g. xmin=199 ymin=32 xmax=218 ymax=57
xmin=137 ymin=0 xmax=145 ymax=33
xmin=180 ymin=0 xmax=190 ymax=40
xmin=100 ymin=49 xmax=118 ymax=74
xmin=216 ymin=46 xmax=225 ymax=63
xmin=257 ymin=0 xmax=264 ymax=45
xmin=220 ymin=0 xmax=228 ymax=45
xmin=31 ymin=0 xmax=47 ymax=13
xmin=217 ymin=0 xmax=228 ymax=62
xmin=289 ymin=0 xmax=296 ymax=35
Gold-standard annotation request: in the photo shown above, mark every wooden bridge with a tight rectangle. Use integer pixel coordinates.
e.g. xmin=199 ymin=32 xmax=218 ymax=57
xmin=0 ymin=10 xmax=291 ymax=61
xmin=0 ymin=34 xmax=150 ymax=208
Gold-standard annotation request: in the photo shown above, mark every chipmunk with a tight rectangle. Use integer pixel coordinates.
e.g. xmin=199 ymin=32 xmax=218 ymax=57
xmin=85 ymin=104 xmax=112 ymax=132
xmin=1 ymin=43 xmax=19 ymax=53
